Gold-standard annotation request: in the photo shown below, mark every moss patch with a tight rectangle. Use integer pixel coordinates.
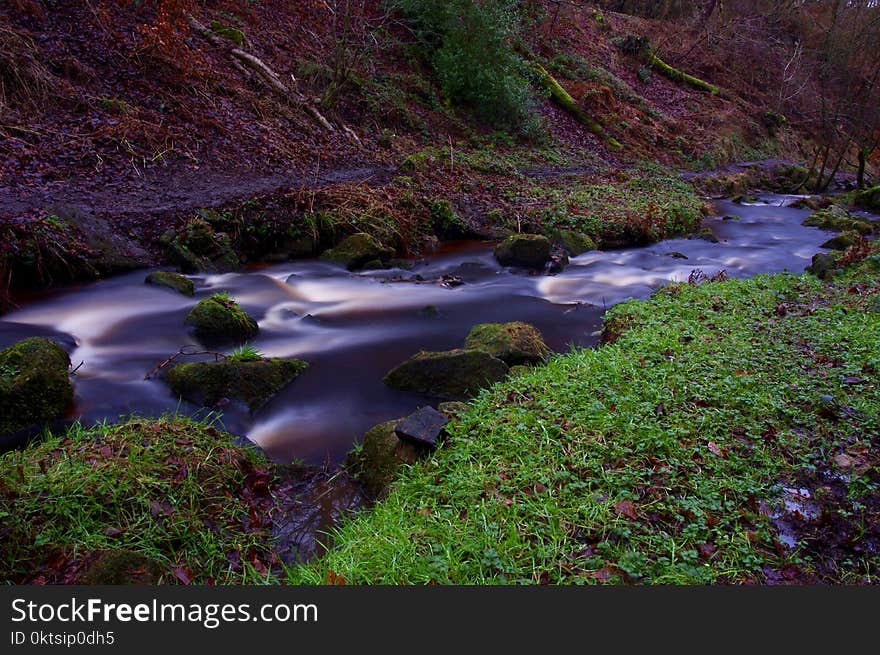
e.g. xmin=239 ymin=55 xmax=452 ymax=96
xmin=0 ymin=418 xmax=277 ymax=584
xmin=0 ymin=337 xmax=72 ymax=437
xmin=464 ymin=321 xmax=549 ymax=366
xmin=803 ymin=206 xmax=875 ymax=235
xmin=347 ymin=420 xmax=421 ymax=499
xmin=494 ymin=234 xmax=552 ymax=268
xmin=166 ymin=357 xmax=307 ymax=412
xmin=145 ymin=270 xmax=194 ymax=296
xmin=384 ymin=349 xmax=509 ymax=400
xmin=320 ymin=233 xmax=395 ymax=271
xmin=185 ymin=294 xmax=259 ymax=345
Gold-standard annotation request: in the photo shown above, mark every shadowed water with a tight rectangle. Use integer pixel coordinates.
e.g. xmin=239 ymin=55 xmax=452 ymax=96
xmin=0 ymin=195 xmax=837 ymax=464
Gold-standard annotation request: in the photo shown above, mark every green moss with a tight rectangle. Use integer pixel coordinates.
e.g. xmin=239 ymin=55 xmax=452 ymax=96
xmin=0 ymin=337 xmax=72 ymax=437
xmin=494 ymin=234 xmax=552 ymax=268
xmin=166 ymin=357 xmax=307 ymax=412
xmin=320 ymin=233 xmax=395 ymax=271
xmin=803 ymin=206 xmax=875 ymax=235
xmin=162 ymin=218 xmax=240 ymax=273
xmin=210 ymin=20 xmax=245 ymax=46
xmin=464 ymin=322 xmax=549 ymax=366
xmin=853 ymin=185 xmax=880 ymax=210
xmin=529 ymin=62 xmax=622 ymax=150
xmin=646 ymin=51 xmax=720 ymax=95
xmin=549 ymin=229 xmax=596 ymax=256
xmin=821 ymin=231 xmax=860 ymax=251
xmin=384 ymin=349 xmax=509 ymax=400
xmin=0 ymin=417 xmax=275 ymax=584
xmin=429 ymin=198 xmax=470 ymax=239
xmin=185 ymin=294 xmax=259 ymax=345
xmin=145 ymin=270 xmax=194 ymax=296
xmin=347 ymin=420 xmax=421 ymax=499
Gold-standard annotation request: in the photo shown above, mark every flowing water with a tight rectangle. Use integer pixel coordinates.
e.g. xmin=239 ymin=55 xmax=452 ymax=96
xmin=0 ymin=195 xmax=838 ymax=464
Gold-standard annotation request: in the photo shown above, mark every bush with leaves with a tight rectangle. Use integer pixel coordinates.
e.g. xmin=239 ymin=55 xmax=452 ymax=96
xmin=393 ymin=0 xmax=539 ymax=135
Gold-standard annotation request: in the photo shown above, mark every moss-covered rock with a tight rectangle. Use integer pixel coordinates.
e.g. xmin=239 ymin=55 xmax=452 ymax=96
xmin=348 ymin=420 xmax=421 ymax=498
xmin=165 ymin=357 xmax=307 ymax=412
xmin=821 ymin=231 xmax=860 ymax=251
xmin=803 ymin=206 xmax=875 ymax=235
xmin=161 ymin=218 xmax=240 ymax=273
xmin=429 ymin=199 xmax=471 ymax=239
xmin=77 ymin=550 xmax=163 ymax=585
xmin=145 ymin=270 xmax=194 ymax=296
xmin=0 ymin=337 xmax=72 ymax=437
xmin=185 ymin=294 xmax=259 ymax=345
xmin=321 ymin=233 xmax=395 ymax=271
xmin=384 ymin=349 xmax=509 ymax=400
xmin=494 ymin=234 xmax=552 ymax=269
xmin=808 ymin=252 xmax=841 ymax=280
xmin=853 ymin=185 xmax=880 ymax=210
xmin=464 ymin=321 xmax=549 ymax=366
xmin=550 ymin=229 xmax=597 ymax=256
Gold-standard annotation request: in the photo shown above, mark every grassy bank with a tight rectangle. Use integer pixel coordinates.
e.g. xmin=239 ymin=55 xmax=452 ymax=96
xmin=0 ymin=417 xmax=279 ymax=584
xmin=292 ymin=255 xmax=880 ymax=584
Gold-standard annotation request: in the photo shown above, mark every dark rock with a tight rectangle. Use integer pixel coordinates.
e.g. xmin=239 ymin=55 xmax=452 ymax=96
xmin=808 ymin=252 xmax=840 ymax=280
xmin=348 ymin=420 xmax=421 ymax=498
xmin=464 ymin=321 xmax=549 ymax=366
xmin=665 ymin=251 xmax=688 ymax=259
xmin=550 ymin=229 xmax=597 ymax=256
xmin=384 ymin=349 xmax=509 ymax=400
xmin=145 ymin=270 xmax=194 ymax=296
xmin=494 ymin=234 xmax=552 ymax=268
xmin=547 ymin=247 xmax=569 ymax=274
xmin=165 ymin=357 xmax=307 ymax=412
xmin=0 ymin=337 xmax=73 ymax=438
xmin=185 ymin=294 xmax=259 ymax=345
xmin=821 ymin=231 xmax=859 ymax=251
xmin=321 ymin=233 xmax=395 ymax=270
xmin=394 ymin=406 xmax=449 ymax=448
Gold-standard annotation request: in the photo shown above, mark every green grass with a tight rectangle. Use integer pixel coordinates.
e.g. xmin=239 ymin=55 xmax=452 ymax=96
xmin=226 ymin=344 xmax=264 ymax=363
xmin=0 ymin=416 xmax=279 ymax=584
xmin=291 ymin=257 xmax=880 ymax=584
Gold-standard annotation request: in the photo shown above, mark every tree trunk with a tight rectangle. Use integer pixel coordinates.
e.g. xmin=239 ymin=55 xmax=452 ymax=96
xmin=857 ymin=149 xmax=867 ymax=189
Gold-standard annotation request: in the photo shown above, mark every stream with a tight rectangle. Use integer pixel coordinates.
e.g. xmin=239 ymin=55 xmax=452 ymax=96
xmin=0 ymin=194 xmax=837 ymax=465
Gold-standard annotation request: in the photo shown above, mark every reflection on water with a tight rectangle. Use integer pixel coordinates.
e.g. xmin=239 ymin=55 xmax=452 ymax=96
xmin=0 ymin=195 xmax=836 ymax=464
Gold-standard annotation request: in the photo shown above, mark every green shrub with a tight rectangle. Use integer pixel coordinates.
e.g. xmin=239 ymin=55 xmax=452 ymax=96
xmin=392 ymin=0 xmax=539 ymax=135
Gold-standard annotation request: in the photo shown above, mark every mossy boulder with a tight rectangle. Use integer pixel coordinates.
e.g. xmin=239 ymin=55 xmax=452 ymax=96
xmin=348 ymin=420 xmax=421 ymax=498
xmin=0 ymin=337 xmax=73 ymax=437
xmin=464 ymin=321 xmax=549 ymax=366
xmin=76 ymin=550 xmax=163 ymax=585
xmin=821 ymin=231 xmax=860 ymax=251
xmin=165 ymin=357 xmax=307 ymax=412
xmin=384 ymin=349 xmax=509 ymax=400
xmin=494 ymin=234 xmax=552 ymax=268
xmin=185 ymin=294 xmax=259 ymax=345
xmin=550 ymin=229 xmax=597 ymax=256
xmin=321 ymin=233 xmax=395 ymax=271
xmin=808 ymin=252 xmax=841 ymax=280
xmin=161 ymin=218 xmax=240 ymax=273
xmin=803 ymin=206 xmax=875 ymax=235
xmin=145 ymin=270 xmax=194 ymax=296
xmin=429 ymin=198 xmax=471 ymax=239
xmin=853 ymin=185 xmax=880 ymax=210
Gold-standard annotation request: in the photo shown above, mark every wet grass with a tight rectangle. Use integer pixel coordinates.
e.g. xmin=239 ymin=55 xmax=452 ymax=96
xmin=291 ymin=253 xmax=880 ymax=584
xmin=0 ymin=416 xmax=280 ymax=584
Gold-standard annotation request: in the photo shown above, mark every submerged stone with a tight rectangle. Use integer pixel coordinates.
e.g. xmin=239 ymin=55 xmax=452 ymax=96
xmin=0 ymin=337 xmax=72 ymax=437
xmin=145 ymin=270 xmax=194 ymax=296
xmin=464 ymin=321 xmax=549 ymax=366
xmin=165 ymin=357 xmax=307 ymax=412
xmin=384 ymin=349 xmax=509 ymax=400
xmin=494 ymin=234 xmax=552 ymax=268
xmin=185 ymin=294 xmax=259 ymax=345
xmin=394 ymin=406 xmax=449 ymax=448
xmin=321 ymin=233 xmax=395 ymax=271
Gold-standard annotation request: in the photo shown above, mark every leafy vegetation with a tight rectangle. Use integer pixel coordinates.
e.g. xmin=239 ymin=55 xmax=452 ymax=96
xmin=0 ymin=417 xmax=278 ymax=584
xmin=292 ymin=253 xmax=880 ymax=584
